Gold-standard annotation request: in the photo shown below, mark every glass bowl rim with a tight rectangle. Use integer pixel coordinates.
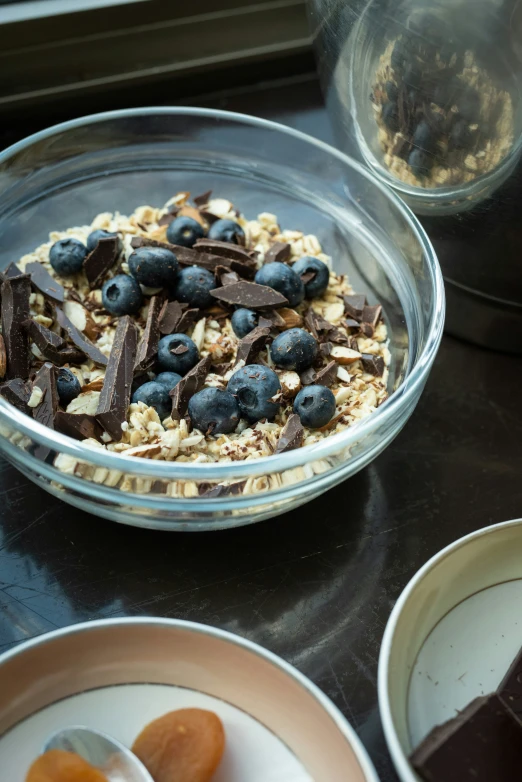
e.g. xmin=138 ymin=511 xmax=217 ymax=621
xmin=0 ymin=106 xmax=445 ymax=480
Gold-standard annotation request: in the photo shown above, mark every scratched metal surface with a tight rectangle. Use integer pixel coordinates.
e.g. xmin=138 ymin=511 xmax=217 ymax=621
xmin=1 ymin=78 xmax=522 ymax=781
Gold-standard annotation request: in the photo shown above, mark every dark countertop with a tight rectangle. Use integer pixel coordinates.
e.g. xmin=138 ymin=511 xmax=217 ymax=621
xmin=1 ymin=77 xmax=522 ymax=782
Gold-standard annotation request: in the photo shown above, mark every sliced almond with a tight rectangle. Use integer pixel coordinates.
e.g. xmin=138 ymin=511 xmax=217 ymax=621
xmin=124 ymin=443 xmax=162 ymax=459
xmin=191 ymin=317 xmax=207 ymax=351
xmin=334 ymin=386 xmax=352 ymax=406
xmin=279 ymin=371 xmax=301 ymax=398
xmin=337 ymin=366 xmax=351 ymax=383
xmin=148 ymin=224 xmax=168 ymax=242
xmin=331 ymin=345 xmax=362 ymax=365
xmin=279 ymin=308 xmax=303 ymax=329
xmin=81 ymin=378 xmax=104 ymax=392
xmin=206 ymin=198 xmax=235 ymax=218
xmin=63 ymin=300 xmax=99 ymax=341
xmin=0 ymin=334 xmax=6 ymax=379
xmin=178 ymin=204 xmax=207 ymax=228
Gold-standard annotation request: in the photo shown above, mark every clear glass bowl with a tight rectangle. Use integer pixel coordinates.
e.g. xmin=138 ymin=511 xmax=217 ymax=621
xmin=0 ymin=108 xmax=444 ymax=530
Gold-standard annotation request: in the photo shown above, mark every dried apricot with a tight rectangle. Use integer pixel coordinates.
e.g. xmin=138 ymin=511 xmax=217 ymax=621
xmin=132 ymin=708 xmax=225 ymax=782
xmin=26 ymin=749 xmax=108 ymax=782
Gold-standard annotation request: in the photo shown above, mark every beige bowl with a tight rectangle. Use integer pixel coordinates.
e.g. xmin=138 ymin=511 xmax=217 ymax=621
xmin=0 ymin=617 xmax=378 ymax=782
xmin=378 ymin=518 xmax=522 ymax=781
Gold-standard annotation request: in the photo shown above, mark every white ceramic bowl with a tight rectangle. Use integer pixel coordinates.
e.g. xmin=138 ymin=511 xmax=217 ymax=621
xmin=0 ymin=617 xmax=379 ymax=782
xmin=378 ymin=518 xmax=522 ymax=781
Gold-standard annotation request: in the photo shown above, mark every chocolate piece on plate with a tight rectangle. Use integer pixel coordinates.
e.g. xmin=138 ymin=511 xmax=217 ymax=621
xmin=83 ymin=236 xmax=120 ymax=288
xmin=275 ymin=413 xmax=304 ymax=454
xmin=135 ymin=294 xmax=163 ymax=372
xmin=314 ymin=360 xmax=338 ymax=387
xmin=32 ymin=362 xmax=59 ymax=428
xmin=158 ymin=300 xmax=185 ymax=335
xmin=193 ymin=190 xmax=212 ymax=206
xmin=361 ymin=353 xmax=385 ymax=377
xmin=1 ymin=262 xmax=24 ymax=280
xmin=410 ymin=694 xmax=522 ymax=782
xmin=498 ymin=644 xmax=522 ymax=719
xmin=96 ymin=316 xmax=137 ymax=440
xmin=234 ymin=326 xmax=271 ymax=366
xmin=264 ymin=242 xmax=291 ymax=264
xmin=343 ymin=294 xmax=366 ymax=321
xmin=0 ymin=378 xmax=32 ymax=414
xmin=55 ymin=410 xmax=104 ymax=442
xmin=170 ymin=355 xmax=212 ymax=420
xmin=55 ymin=306 xmax=108 ymax=366
xmin=210 ymin=281 xmax=288 ymax=309
xmin=1 ymin=274 xmax=31 ymax=379
xmin=23 ymin=319 xmax=86 ymax=366
xmin=25 ymin=262 xmax=65 ymax=303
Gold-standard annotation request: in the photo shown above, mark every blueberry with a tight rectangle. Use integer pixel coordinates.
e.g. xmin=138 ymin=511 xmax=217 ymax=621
xmin=208 ymin=219 xmax=245 ymax=245
xmin=293 ymin=384 xmax=336 ymax=428
xmin=270 ymin=328 xmax=318 ymax=372
xmin=449 ymin=119 xmax=475 ymax=151
xmin=408 ymin=148 xmax=433 ymax=178
xmin=188 ymin=387 xmax=240 ymax=435
xmin=231 ymin=308 xmax=258 ymax=338
xmin=155 ymin=371 xmax=182 ymax=392
xmin=102 ymin=274 xmax=143 ymax=316
xmin=412 ymin=120 xmax=438 ymax=154
xmin=172 ymin=265 xmax=216 ymax=309
xmin=128 ymin=246 xmax=178 ymax=288
xmin=56 ymin=368 xmax=81 ymax=408
xmin=227 ymin=364 xmax=281 ymax=422
xmin=166 ymin=216 xmax=205 ymax=248
xmin=255 ymin=263 xmax=304 ymax=308
xmin=292 ymin=256 xmax=330 ymax=298
xmin=49 ymin=238 xmax=87 ymax=276
xmin=157 ymin=333 xmax=199 ymax=375
xmin=131 ymin=380 xmax=171 ymax=420
xmin=86 ymin=229 xmax=120 ymax=253
xmin=382 ymin=102 xmax=400 ymax=133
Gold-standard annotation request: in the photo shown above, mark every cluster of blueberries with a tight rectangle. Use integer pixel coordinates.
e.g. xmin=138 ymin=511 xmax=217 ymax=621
xmin=49 ymin=214 xmax=337 ymax=434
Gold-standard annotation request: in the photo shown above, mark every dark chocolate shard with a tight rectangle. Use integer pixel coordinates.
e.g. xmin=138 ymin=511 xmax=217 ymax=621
xmin=264 ymin=242 xmax=291 ymax=264
xmin=96 ymin=316 xmax=137 ymax=440
xmin=498 ymin=644 xmax=522 ymax=719
xmin=199 ymin=210 xmax=220 ymax=225
xmin=211 ymin=361 xmax=233 ymax=377
xmin=193 ymin=190 xmax=212 ymax=206
xmin=32 ymin=362 xmax=59 ymax=428
xmin=176 ymin=308 xmax=200 ymax=333
xmin=172 ymin=344 xmax=189 ymax=355
xmin=159 ymin=300 xmax=184 ymax=335
xmin=83 ymin=236 xmax=120 ymax=288
xmin=234 ymin=326 xmax=271 ymax=366
xmin=315 ymin=360 xmax=338 ymax=387
xmin=319 ymin=341 xmax=332 ymax=357
xmin=349 ymin=336 xmax=360 ymax=352
xmin=258 ymin=309 xmax=286 ymax=330
xmin=135 ymin=294 xmax=163 ymax=372
xmin=55 ymin=410 xmax=104 ymax=442
xmin=361 ymin=353 xmax=385 ymax=376
xmin=157 ymin=212 xmax=176 ymax=227
xmin=1 ymin=274 xmax=31 ymax=379
xmin=199 ymin=480 xmax=247 ymax=498
xmin=0 ymin=378 xmax=32 ymax=414
xmin=343 ymin=318 xmax=360 ymax=330
xmin=25 ymin=262 xmax=65 ymax=303
xmin=304 ymin=309 xmax=345 ymax=344
xmin=275 ymin=413 xmax=304 ymax=453
xmin=23 ymin=319 xmax=86 ymax=366
xmin=343 ymin=294 xmax=366 ymax=321
xmin=130 ymin=236 xmax=255 ymax=279
xmin=194 ymin=238 xmax=256 ymax=265
xmin=360 ymin=304 xmax=383 ymax=337
xmin=210 ymin=281 xmax=288 ymax=309
xmin=55 ymin=307 xmax=108 ymax=366
xmin=1 ymin=262 xmax=24 ymax=280
xmin=410 ymin=694 xmax=522 ymax=782
xmin=170 ymin=355 xmax=212 ymax=420
xmin=217 ymin=268 xmax=240 ymax=286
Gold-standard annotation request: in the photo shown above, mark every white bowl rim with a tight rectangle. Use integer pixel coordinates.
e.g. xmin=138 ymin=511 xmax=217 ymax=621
xmin=378 ymin=516 xmax=522 ymax=781
xmin=0 ymin=616 xmax=379 ymax=782
xmin=0 ymin=105 xmax=444 ymax=482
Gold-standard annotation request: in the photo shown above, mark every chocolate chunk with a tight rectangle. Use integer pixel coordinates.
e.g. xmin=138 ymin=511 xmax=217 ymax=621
xmin=264 ymin=242 xmax=291 ymax=264
xmin=349 ymin=336 xmax=360 ymax=352
xmin=304 ymin=309 xmax=345 ymax=344
xmin=32 ymin=362 xmax=59 ymax=428
xmin=1 ymin=275 xmax=31 ymax=379
xmin=172 ymin=344 xmax=189 ymax=355
xmin=96 ymin=316 xmax=137 ymax=440
xmin=194 ymin=238 xmax=256 ymax=265
xmin=0 ymin=378 xmax=32 ymax=414
xmin=135 ymin=294 xmax=163 ymax=372
xmin=25 ymin=262 xmax=65 ymax=303
xmin=199 ymin=210 xmax=220 ymax=225
xmin=55 ymin=410 xmax=104 ymax=442
xmin=159 ymin=300 xmax=184 ymax=335
xmin=275 ymin=414 xmax=304 ymax=453
xmin=315 ymin=360 xmax=338 ymax=387
xmin=361 ymin=354 xmax=385 ymax=376
xmin=199 ymin=480 xmax=247 ymax=498
xmin=258 ymin=309 xmax=286 ymax=330
xmin=83 ymin=236 xmax=120 ymax=288
xmin=170 ymin=355 xmax=212 ymax=420
xmin=360 ymin=304 xmax=383 ymax=337
xmin=177 ymin=308 xmax=200 ymax=333
xmin=217 ymin=268 xmax=240 ymax=286
xmin=210 ymin=281 xmax=288 ymax=309
xmin=211 ymin=361 xmax=233 ymax=377
xmin=1 ymin=262 xmax=24 ymax=280
xmin=410 ymin=694 xmax=522 ymax=782
xmin=55 ymin=306 xmax=108 ymax=366
xmin=235 ymin=326 xmax=271 ymax=366
xmin=131 ymin=236 xmax=255 ymax=279
xmin=23 ymin=319 xmax=86 ymax=366
xmin=193 ymin=190 xmax=212 ymax=206
xmin=300 ymin=367 xmax=316 ymax=386
xmin=157 ymin=212 xmax=176 ymax=227
xmin=343 ymin=318 xmax=360 ymax=330
xmin=498 ymin=644 xmax=522 ymax=719
xmin=319 ymin=342 xmax=332 ymax=357
xmin=343 ymin=294 xmax=366 ymax=321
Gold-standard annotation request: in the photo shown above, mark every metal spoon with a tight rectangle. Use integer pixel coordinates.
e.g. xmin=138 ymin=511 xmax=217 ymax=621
xmin=43 ymin=726 xmax=153 ymax=782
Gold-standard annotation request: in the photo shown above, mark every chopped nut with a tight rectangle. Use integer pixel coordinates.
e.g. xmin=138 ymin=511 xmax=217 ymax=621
xmin=279 ymin=371 xmax=301 ymax=398
xmin=27 ymin=386 xmax=44 ymax=408
xmin=330 ymin=345 xmax=362 ymax=364
xmin=279 ymin=308 xmax=303 ymax=329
